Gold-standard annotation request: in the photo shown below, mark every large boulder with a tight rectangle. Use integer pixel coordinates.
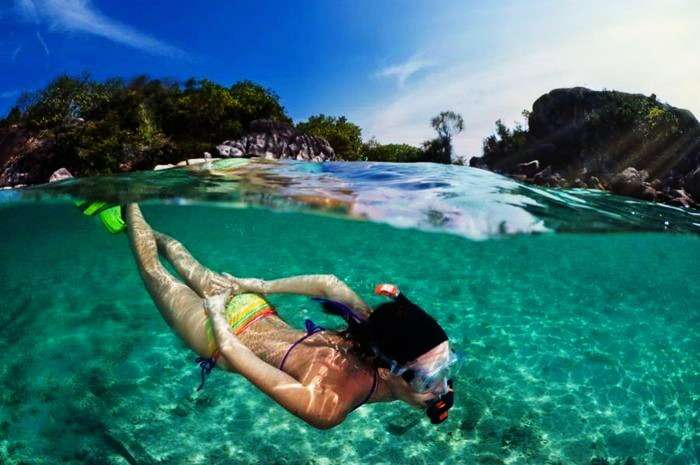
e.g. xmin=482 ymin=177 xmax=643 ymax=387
xmin=529 ymin=87 xmax=699 ymax=140
xmin=469 ymin=87 xmax=700 ymax=207
xmin=49 ymin=167 xmax=73 ymax=183
xmin=217 ymin=120 xmax=335 ymax=162
xmin=526 ymin=88 xmax=700 ymax=173
xmin=528 ymin=87 xmax=610 ymax=139
xmin=610 ymin=167 xmax=649 ymax=197
xmin=610 ymin=167 xmax=661 ymax=201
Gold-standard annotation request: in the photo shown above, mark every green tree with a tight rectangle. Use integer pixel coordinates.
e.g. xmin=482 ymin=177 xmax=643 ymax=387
xmin=361 ymin=138 xmax=423 ymax=162
xmin=23 ymin=74 xmax=115 ymax=129
xmin=297 ymin=114 xmax=363 ymax=160
xmin=422 ymin=110 xmax=464 ymax=164
xmin=2 ymin=74 xmax=295 ymax=176
xmin=174 ymin=79 xmax=237 ymax=142
xmin=229 ymin=80 xmax=291 ymax=128
xmin=482 ymin=119 xmax=529 ymax=160
xmin=430 ymin=111 xmax=464 ymax=140
xmin=422 ymin=137 xmax=452 ymax=164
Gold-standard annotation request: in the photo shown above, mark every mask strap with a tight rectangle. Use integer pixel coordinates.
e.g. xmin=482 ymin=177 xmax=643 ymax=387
xmin=311 ymin=297 xmax=367 ymax=325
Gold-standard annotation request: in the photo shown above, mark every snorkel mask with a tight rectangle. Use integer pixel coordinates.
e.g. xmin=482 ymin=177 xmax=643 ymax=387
xmin=375 ymin=344 xmax=458 ymax=424
xmin=378 ymin=342 xmax=457 ymax=394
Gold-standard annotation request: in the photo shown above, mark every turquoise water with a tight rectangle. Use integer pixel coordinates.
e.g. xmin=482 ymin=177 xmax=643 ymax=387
xmin=0 ymin=161 xmax=699 ymax=465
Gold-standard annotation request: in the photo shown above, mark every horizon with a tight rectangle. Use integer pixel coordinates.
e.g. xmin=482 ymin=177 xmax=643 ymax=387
xmin=2 ymin=0 xmax=699 ymax=157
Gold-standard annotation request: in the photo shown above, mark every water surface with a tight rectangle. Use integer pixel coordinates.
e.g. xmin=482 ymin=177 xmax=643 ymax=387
xmin=0 ymin=160 xmax=698 ymax=465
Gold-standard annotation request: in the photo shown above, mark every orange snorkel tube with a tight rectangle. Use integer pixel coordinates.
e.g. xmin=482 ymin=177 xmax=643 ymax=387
xmin=374 ymin=283 xmax=401 ymax=298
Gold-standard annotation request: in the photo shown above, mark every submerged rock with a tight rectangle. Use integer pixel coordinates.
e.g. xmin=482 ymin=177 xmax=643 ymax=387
xmin=385 ymin=417 xmax=420 ymax=436
xmin=217 ymin=119 xmax=335 ymax=162
xmin=460 ymin=397 xmax=486 ymax=432
xmin=476 ymin=453 xmax=505 ymax=465
xmin=501 ymin=423 xmax=543 ymax=457
xmin=605 ymin=431 xmax=647 ymax=458
xmin=561 ymin=438 xmax=598 ymax=465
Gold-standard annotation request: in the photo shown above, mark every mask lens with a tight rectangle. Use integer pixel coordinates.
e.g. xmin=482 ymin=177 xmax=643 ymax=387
xmin=410 ymin=369 xmax=448 ymax=393
xmin=408 ymin=350 xmax=458 ymax=393
xmin=383 ymin=349 xmax=460 ymax=394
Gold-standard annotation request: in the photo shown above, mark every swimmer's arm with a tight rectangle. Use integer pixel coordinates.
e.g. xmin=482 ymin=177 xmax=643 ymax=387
xmin=227 ymin=274 xmax=372 ymax=318
xmin=205 ymin=294 xmax=351 ymax=429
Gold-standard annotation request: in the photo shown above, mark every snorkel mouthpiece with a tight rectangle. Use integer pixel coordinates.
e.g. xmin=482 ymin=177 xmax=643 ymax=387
xmin=426 ymin=379 xmax=454 ymax=424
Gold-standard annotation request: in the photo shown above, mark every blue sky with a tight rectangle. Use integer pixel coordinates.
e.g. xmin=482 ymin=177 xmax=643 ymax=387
xmin=1 ymin=0 xmax=699 ymax=156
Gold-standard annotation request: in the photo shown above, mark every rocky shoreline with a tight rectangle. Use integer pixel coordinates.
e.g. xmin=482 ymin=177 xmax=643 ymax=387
xmin=470 ymin=88 xmax=700 ymax=208
xmin=0 ymin=119 xmax=336 ymax=189
xmin=216 ymin=119 xmax=335 ymax=162
xmin=2 ymin=86 xmax=700 ymax=209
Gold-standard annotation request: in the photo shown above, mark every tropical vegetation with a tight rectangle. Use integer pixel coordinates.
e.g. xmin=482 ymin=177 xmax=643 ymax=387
xmin=1 ymin=75 xmax=290 ymax=175
xmin=1 ymin=74 xmax=465 ymax=178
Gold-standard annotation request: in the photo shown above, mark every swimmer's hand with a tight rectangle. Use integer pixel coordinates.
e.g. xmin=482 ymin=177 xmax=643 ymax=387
xmin=222 ymin=273 xmax=265 ymax=294
xmin=204 ymin=289 xmax=245 ymax=351
xmin=204 ymin=288 xmax=231 ymax=314
xmin=208 ymin=273 xmax=242 ymax=296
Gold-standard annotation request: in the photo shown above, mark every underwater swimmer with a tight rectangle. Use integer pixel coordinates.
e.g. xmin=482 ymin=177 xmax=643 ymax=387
xmin=125 ymin=203 xmax=457 ymax=429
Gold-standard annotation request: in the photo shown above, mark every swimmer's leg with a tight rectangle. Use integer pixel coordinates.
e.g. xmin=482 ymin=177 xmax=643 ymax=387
xmin=152 ymin=231 xmax=231 ymax=298
xmin=125 ymin=204 xmax=231 ymax=368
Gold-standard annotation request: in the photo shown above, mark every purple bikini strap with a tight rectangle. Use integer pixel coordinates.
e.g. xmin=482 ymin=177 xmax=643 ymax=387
xmin=353 ymin=369 xmax=378 ymax=411
xmin=278 ymin=319 xmax=325 ymax=370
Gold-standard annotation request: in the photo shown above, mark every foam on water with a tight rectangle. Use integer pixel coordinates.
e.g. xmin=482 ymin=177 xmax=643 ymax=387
xmin=6 ymin=159 xmax=700 ymax=239
xmin=0 ymin=161 xmax=698 ymax=465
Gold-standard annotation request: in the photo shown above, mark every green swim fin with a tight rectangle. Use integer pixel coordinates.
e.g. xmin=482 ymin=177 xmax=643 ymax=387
xmin=79 ymin=200 xmax=108 ymax=216
xmin=98 ymin=205 xmax=126 ymax=234
xmin=75 ymin=201 xmax=126 ymax=234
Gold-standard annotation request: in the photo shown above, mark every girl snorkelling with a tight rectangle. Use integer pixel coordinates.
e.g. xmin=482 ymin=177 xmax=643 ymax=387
xmin=125 ymin=203 xmax=456 ymax=429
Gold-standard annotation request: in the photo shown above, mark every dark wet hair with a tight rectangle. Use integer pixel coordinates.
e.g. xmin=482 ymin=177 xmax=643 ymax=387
xmin=323 ymin=293 xmax=448 ymax=367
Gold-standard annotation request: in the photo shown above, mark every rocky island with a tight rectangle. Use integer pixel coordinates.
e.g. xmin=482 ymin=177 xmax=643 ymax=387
xmin=1 ymin=77 xmax=698 ymax=208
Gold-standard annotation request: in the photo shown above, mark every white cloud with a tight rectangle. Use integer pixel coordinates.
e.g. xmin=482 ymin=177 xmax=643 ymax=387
xmin=12 ymin=46 xmax=22 ymax=61
xmin=35 ymin=31 xmax=49 ymax=55
xmin=15 ymin=0 xmax=38 ymax=23
xmin=13 ymin=0 xmax=184 ymax=57
xmin=359 ymin=4 xmax=700 ymax=159
xmin=376 ymin=56 xmax=433 ymax=87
